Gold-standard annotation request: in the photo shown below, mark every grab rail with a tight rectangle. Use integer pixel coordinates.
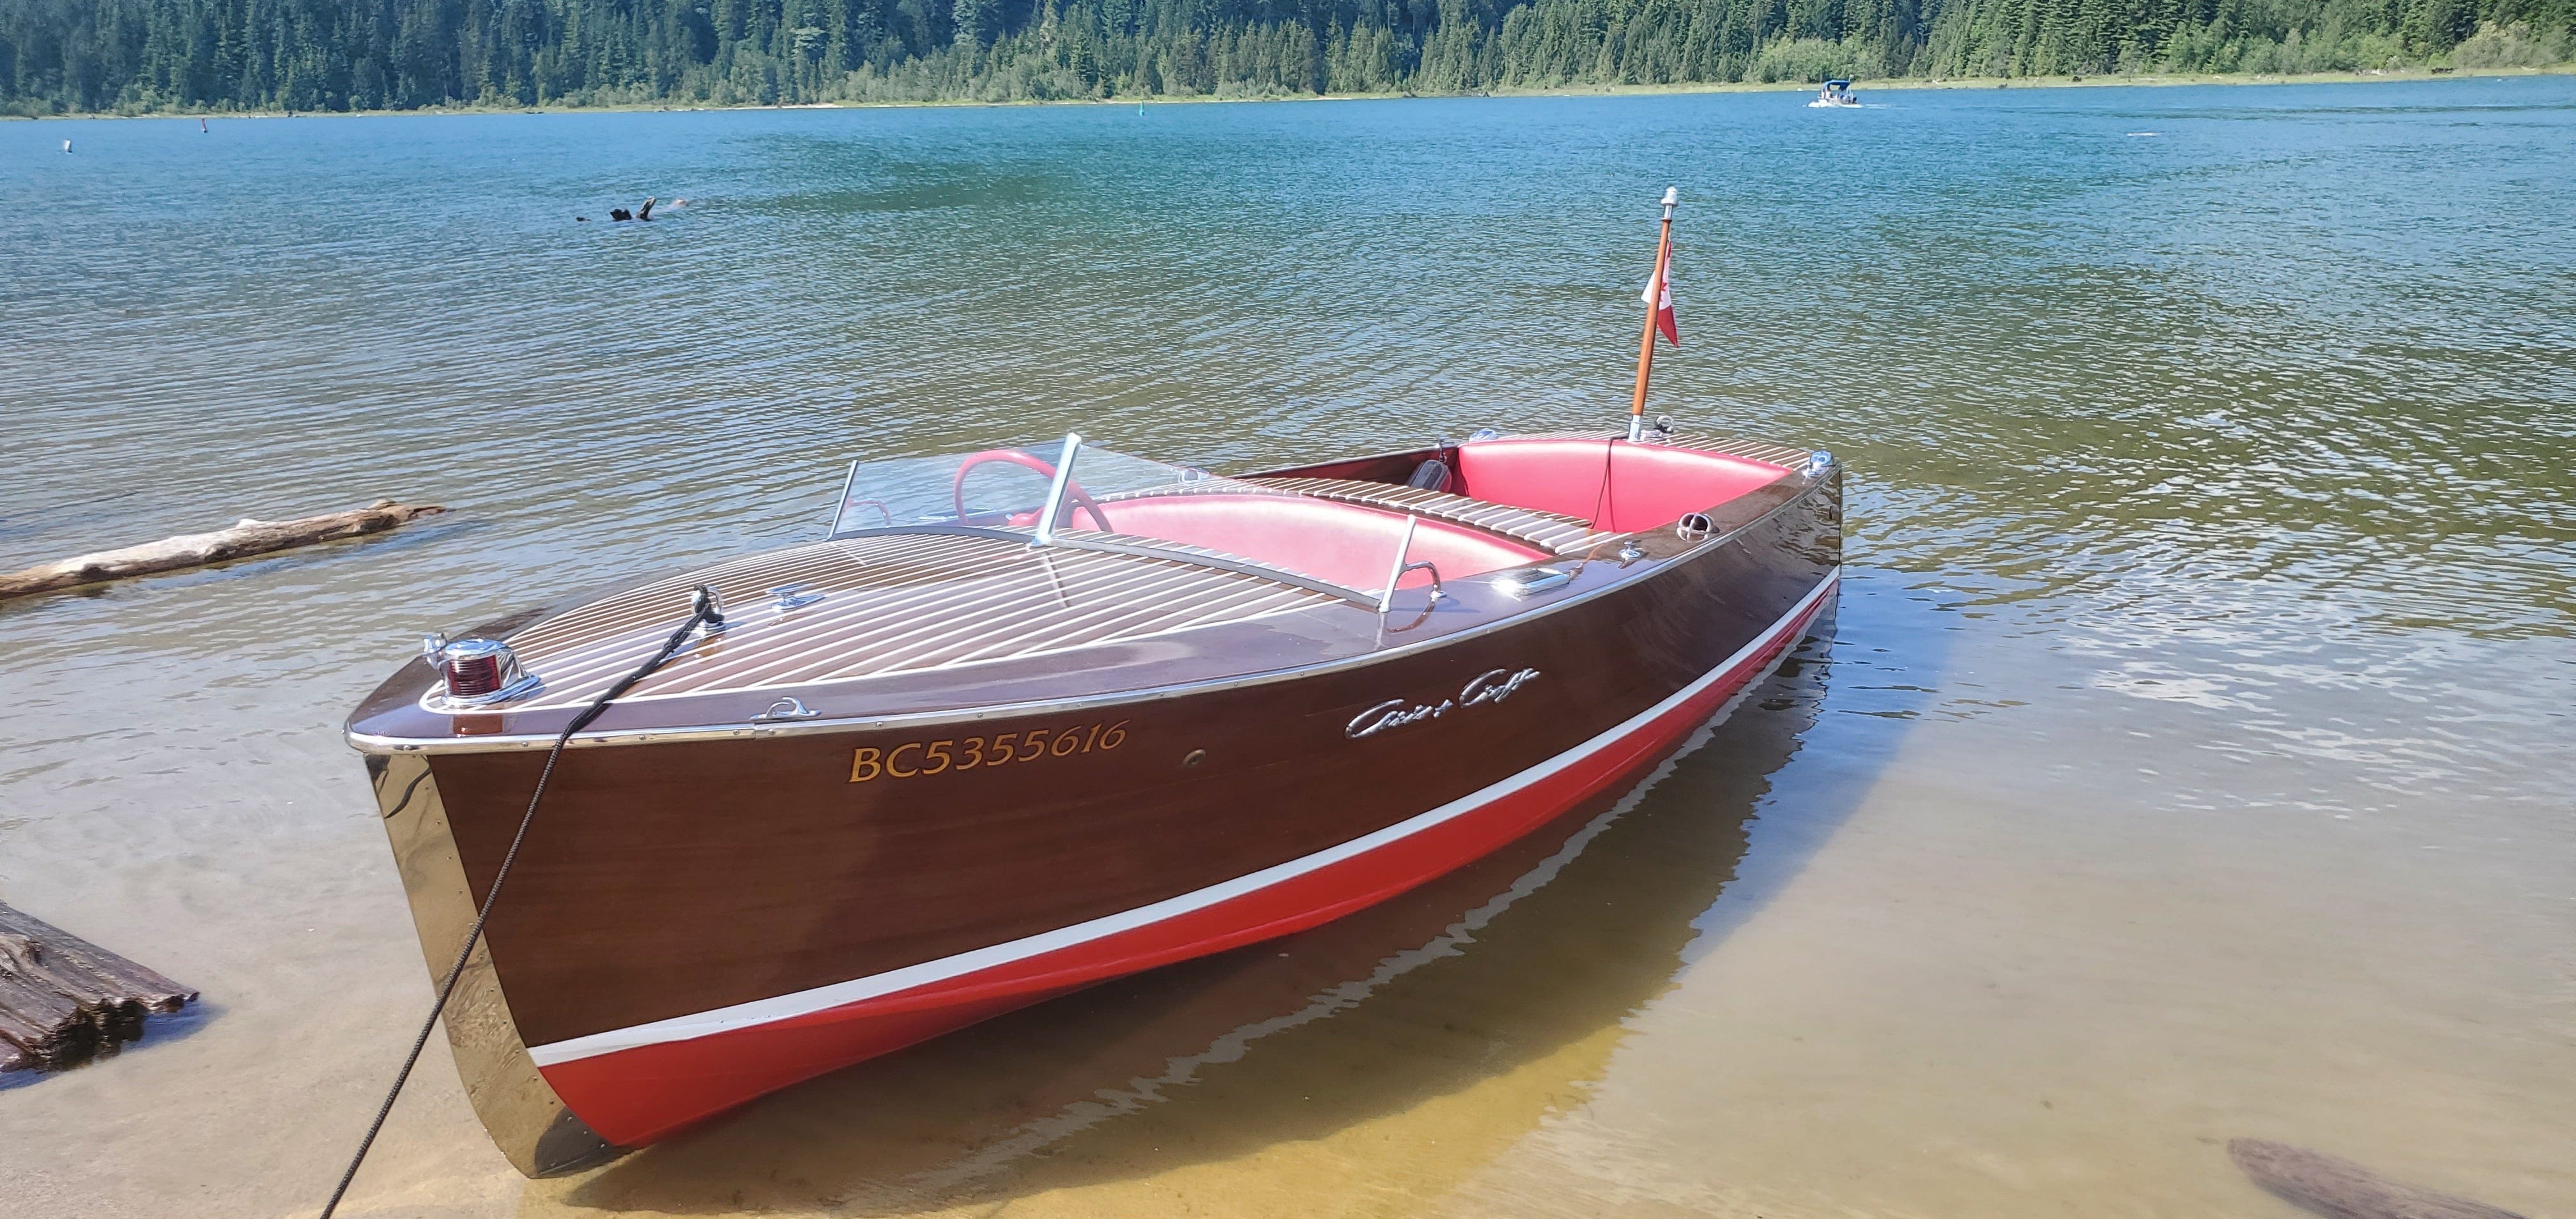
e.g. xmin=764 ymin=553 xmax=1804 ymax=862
xmin=1377 ymin=516 xmax=1444 ymax=613
xmin=1394 ymin=560 xmax=1444 ymax=608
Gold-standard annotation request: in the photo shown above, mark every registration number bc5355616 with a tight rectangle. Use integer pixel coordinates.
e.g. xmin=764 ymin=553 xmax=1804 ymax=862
xmin=850 ymin=720 xmax=1130 ymax=782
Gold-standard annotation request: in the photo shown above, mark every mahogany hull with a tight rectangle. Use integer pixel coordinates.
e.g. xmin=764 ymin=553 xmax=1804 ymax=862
xmin=358 ymin=462 xmax=1840 ymax=1175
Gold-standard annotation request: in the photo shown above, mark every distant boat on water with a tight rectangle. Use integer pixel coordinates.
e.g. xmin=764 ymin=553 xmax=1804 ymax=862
xmin=1809 ymin=80 xmax=1859 ymax=108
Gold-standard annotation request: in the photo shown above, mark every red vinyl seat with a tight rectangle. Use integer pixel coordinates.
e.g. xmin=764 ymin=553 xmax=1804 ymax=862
xmin=1452 ymin=439 xmax=1790 ymax=533
xmin=1090 ymin=494 xmax=1547 ymax=592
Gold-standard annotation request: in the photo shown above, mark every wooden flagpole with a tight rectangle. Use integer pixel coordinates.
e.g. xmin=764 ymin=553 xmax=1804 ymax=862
xmin=1627 ymin=186 xmax=1678 ymax=442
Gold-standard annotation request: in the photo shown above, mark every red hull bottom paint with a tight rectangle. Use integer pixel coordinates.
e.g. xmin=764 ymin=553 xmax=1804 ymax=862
xmin=540 ymin=574 xmax=1836 ymax=1147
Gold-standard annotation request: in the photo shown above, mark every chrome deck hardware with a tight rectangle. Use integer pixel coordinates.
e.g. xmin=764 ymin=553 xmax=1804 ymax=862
xmin=769 ymin=584 xmax=825 ymax=612
xmin=1805 ymin=449 xmax=1836 ymax=476
xmin=1376 ymin=516 xmax=1446 ymax=613
xmin=1393 ymin=560 xmax=1446 ymax=605
xmin=753 ymin=696 xmax=821 ymax=722
xmin=690 ymin=586 xmax=730 ymax=636
xmin=1675 ymin=512 xmax=1714 ymax=540
xmin=1491 ymin=566 xmax=1575 ymax=599
xmin=422 ymin=636 xmax=540 ymax=710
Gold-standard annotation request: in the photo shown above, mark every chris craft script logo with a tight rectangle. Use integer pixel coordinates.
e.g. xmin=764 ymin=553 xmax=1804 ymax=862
xmin=1346 ymin=668 xmax=1542 ymax=739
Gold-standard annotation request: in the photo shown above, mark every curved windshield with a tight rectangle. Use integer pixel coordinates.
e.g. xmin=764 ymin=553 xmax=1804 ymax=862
xmin=1053 ymin=445 xmax=1438 ymax=602
xmin=828 ymin=447 xmax=1063 ymax=535
xmin=825 ymin=440 xmax=1449 ymax=607
xmin=828 ymin=444 xmax=1267 ymax=537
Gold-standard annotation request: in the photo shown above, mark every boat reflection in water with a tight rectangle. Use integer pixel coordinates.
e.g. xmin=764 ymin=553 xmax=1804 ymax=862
xmin=539 ymin=615 xmax=1844 ymax=1216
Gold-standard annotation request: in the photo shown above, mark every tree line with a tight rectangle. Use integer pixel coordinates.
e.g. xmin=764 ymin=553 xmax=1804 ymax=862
xmin=2 ymin=0 xmax=2566 ymax=114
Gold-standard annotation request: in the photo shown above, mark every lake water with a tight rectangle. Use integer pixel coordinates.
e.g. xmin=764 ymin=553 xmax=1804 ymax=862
xmin=2 ymin=78 xmax=2572 ymax=1218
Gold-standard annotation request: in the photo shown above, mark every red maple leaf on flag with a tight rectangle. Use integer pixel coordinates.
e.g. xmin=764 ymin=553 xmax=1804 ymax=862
xmin=1643 ymin=261 xmax=1679 ymax=346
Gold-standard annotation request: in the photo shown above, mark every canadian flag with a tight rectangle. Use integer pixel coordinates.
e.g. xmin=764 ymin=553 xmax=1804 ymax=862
xmin=1643 ymin=257 xmax=1679 ymax=346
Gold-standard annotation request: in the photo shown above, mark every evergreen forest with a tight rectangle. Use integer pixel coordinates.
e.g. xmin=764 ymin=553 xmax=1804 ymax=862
xmin=3 ymin=0 xmax=2568 ymax=114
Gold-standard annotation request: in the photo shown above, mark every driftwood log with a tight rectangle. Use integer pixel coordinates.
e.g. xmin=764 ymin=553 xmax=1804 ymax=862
xmin=2230 ymin=1138 xmax=2527 ymax=1219
xmin=0 ymin=902 xmax=197 ymax=1071
xmin=0 ymin=500 xmax=445 ymax=602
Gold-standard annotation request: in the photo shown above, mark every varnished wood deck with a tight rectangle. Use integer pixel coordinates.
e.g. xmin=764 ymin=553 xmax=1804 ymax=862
xmin=497 ymin=533 xmax=1344 ymax=712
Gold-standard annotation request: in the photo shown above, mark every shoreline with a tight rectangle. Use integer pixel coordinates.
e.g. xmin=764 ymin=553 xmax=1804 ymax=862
xmin=7 ymin=61 xmax=2569 ymax=121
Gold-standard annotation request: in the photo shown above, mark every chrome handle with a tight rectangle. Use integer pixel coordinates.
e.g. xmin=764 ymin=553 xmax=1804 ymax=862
xmin=753 ymin=696 xmax=821 ymax=722
xmin=1395 ymin=560 xmax=1444 ymax=606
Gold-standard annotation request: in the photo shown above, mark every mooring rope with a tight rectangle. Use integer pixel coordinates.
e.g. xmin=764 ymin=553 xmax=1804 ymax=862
xmin=318 ymin=586 xmax=724 ymax=1219
xmin=1571 ymin=428 xmax=1624 ymax=575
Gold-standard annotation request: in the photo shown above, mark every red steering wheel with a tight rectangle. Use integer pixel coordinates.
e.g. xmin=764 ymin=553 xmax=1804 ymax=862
xmin=951 ymin=450 xmax=1111 ymax=531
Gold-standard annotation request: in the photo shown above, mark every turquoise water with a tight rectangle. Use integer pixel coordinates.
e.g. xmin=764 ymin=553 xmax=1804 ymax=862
xmin=1 ymin=79 xmax=2571 ymax=1218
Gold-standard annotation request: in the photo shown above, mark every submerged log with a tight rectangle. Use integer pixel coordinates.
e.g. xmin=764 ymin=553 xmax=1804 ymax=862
xmin=2229 ymin=1138 xmax=2526 ymax=1219
xmin=0 ymin=500 xmax=445 ymax=602
xmin=0 ymin=903 xmax=197 ymax=1071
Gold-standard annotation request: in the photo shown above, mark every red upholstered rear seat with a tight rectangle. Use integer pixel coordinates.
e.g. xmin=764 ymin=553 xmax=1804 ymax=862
xmin=1091 ymin=494 xmax=1547 ymax=592
xmin=1452 ymin=439 xmax=1790 ymax=533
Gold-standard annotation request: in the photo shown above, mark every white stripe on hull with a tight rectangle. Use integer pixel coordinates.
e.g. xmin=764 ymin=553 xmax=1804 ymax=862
xmin=526 ymin=567 xmax=1839 ymax=1068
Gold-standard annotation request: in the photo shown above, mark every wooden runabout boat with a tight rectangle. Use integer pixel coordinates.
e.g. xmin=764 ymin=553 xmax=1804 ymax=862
xmin=347 ymin=429 xmax=1839 ymax=1173
xmin=340 ymin=191 xmax=1839 ymax=1178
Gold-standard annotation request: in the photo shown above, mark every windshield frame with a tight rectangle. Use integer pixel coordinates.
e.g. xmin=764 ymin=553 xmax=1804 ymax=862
xmin=822 ymin=436 xmax=1390 ymax=608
